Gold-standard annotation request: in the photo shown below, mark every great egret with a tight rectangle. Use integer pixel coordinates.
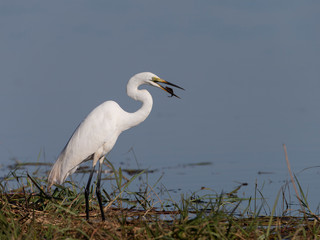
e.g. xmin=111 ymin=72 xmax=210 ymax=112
xmin=48 ymin=72 xmax=184 ymax=221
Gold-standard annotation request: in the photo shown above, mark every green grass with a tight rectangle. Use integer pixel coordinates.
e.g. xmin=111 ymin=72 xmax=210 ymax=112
xmin=1 ymin=161 xmax=320 ymax=239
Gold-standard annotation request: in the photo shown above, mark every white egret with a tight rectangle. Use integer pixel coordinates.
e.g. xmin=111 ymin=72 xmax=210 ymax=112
xmin=47 ymin=72 xmax=184 ymax=221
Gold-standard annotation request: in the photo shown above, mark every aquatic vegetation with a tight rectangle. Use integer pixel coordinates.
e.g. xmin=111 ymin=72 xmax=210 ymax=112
xmin=1 ymin=159 xmax=320 ymax=239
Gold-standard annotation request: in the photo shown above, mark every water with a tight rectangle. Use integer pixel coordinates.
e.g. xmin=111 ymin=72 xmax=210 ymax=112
xmin=2 ymin=146 xmax=320 ymax=215
xmin=1 ymin=0 xmax=320 ymax=215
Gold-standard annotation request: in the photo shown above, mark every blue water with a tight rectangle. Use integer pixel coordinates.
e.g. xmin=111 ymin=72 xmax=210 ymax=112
xmin=1 ymin=0 xmax=320 ymax=216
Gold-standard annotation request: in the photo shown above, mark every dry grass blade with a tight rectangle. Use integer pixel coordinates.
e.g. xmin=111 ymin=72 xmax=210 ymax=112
xmin=283 ymin=144 xmax=320 ymax=222
xmin=282 ymin=144 xmax=304 ymax=211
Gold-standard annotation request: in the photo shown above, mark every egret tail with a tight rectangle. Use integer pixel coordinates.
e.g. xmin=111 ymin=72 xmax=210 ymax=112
xmin=48 ymin=157 xmax=64 ymax=189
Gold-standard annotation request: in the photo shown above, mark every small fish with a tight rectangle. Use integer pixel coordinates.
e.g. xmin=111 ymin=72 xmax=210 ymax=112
xmin=165 ymin=86 xmax=180 ymax=98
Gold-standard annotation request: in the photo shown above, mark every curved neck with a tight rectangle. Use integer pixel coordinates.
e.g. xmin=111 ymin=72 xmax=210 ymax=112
xmin=122 ymin=82 xmax=153 ymax=131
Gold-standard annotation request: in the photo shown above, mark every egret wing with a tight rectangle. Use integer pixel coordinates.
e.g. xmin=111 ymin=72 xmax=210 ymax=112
xmin=55 ymin=101 xmax=121 ymax=182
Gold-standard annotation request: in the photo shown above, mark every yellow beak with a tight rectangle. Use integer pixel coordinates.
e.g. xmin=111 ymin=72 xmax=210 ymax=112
xmin=152 ymin=77 xmax=184 ymax=98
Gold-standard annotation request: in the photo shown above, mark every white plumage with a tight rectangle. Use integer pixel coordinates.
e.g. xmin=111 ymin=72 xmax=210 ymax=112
xmin=47 ymin=72 xmax=184 ymax=221
xmin=48 ymin=101 xmax=123 ymax=185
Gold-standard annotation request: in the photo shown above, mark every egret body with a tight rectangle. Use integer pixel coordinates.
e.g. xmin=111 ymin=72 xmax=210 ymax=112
xmin=48 ymin=72 xmax=183 ymax=220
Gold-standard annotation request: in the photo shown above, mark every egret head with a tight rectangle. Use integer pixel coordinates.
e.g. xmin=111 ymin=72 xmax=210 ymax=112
xmin=129 ymin=72 xmax=184 ymax=98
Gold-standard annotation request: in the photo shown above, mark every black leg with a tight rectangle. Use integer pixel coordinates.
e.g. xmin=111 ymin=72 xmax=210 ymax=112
xmin=96 ymin=161 xmax=106 ymax=221
xmin=85 ymin=166 xmax=95 ymax=221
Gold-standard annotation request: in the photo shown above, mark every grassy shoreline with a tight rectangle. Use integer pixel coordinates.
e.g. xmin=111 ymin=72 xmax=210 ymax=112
xmin=1 ymin=165 xmax=320 ymax=240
